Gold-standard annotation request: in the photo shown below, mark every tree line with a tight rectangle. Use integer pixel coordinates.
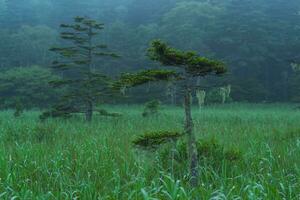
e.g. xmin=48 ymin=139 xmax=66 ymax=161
xmin=0 ymin=0 xmax=300 ymax=105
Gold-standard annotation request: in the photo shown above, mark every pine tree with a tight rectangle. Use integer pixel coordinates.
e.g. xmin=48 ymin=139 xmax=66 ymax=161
xmin=46 ymin=16 xmax=118 ymax=122
xmin=149 ymin=40 xmax=226 ymax=186
xmin=117 ymin=40 xmax=226 ymax=186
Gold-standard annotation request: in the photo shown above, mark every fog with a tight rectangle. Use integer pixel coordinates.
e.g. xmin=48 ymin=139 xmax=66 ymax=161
xmin=0 ymin=0 xmax=300 ymax=107
xmin=1 ymin=1 xmax=300 ymax=198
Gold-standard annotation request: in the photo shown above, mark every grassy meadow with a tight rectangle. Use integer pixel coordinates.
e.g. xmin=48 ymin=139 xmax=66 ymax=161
xmin=0 ymin=104 xmax=299 ymax=199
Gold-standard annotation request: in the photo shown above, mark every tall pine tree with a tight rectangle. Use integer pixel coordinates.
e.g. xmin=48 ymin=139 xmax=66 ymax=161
xmin=46 ymin=16 xmax=118 ymax=122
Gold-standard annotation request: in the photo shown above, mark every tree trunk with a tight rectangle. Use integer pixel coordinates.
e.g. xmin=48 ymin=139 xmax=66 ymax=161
xmin=86 ymin=100 xmax=93 ymax=122
xmin=86 ymin=26 xmax=93 ymax=123
xmin=184 ymin=79 xmax=199 ymax=187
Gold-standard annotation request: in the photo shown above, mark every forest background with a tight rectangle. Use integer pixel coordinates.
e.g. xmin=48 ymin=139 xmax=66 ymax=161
xmin=0 ymin=0 xmax=300 ymax=108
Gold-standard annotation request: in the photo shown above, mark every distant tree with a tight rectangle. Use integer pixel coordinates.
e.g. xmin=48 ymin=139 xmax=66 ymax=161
xmin=47 ymin=16 xmax=118 ymax=122
xmin=0 ymin=66 xmax=59 ymax=109
xmin=12 ymin=25 xmax=57 ymax=67
xmin=14 ymin=98 xmax=24 ymax=118
xmin=0 ymin=25 xmax=57 ymax=68
xmin=117 ymin=40 xmax=226 ymax=186
xmin=160 ymin=1 xmax=222 ymax=50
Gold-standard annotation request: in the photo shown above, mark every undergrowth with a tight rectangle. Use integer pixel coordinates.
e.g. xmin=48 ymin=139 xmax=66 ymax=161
xmin=0 ymin=104 xmax=299 ymax=199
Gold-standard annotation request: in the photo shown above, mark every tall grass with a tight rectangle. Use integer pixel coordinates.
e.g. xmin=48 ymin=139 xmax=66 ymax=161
xmin=0 ymin=104 xmax=299 ymax=199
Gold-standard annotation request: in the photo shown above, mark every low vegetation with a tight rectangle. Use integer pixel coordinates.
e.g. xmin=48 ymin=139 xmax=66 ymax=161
xmin=142 ymin=100 xmax=161 ymax=117
xmin=0 ymin=104 xmax=299 ymax=199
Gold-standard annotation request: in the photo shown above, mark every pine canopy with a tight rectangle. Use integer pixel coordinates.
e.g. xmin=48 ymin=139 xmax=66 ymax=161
xmin=114 ymin=69 xmax=179 ymax=88
xmin=148 ymin=40 xmax=227 ymax=77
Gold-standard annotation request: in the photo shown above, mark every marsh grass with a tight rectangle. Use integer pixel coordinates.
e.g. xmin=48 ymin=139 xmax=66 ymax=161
xmin=0 ymin=104 xmax=299 ymax=199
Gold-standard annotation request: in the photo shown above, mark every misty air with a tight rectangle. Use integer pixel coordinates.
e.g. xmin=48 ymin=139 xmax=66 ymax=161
xmin=0 ymin=0 xmax=299 ymax=199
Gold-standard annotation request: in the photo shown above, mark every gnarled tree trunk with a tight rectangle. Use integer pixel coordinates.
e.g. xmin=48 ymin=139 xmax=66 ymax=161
xmin=184 ymin=77 xmax=199 ymax=187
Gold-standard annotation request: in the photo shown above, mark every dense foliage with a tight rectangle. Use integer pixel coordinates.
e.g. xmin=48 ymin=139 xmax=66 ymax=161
xmin=0 ymin=0 xmax=300 ymax=106
xmin=0 ymin=66 xmax=59 ymax=109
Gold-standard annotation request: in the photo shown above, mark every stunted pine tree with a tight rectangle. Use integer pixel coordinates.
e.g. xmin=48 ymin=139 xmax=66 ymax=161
xmin=46 ymin=16 xmax=118 ymax=122
xmin=118 ymin=40 xmax=226 ymax=186
xmin=148 ymin=40 xmax=226 ymax=186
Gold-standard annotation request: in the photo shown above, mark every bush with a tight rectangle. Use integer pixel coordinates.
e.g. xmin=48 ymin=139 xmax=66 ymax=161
xmin=142 ymin=100 xmax=161 ymax=117
xmin=133 ymin=133 xmax=243 ymax=178
xmin=159 ymin=137 xmax=243 ymax=172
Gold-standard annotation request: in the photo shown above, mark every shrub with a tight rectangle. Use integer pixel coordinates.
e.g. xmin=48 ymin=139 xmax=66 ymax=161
xmin=142 ymin=100 xmax=161 ymax=117
xmin=159 ymin=137 xmax=243 ymax=173
xmin=133 ymin=133 xmax=243 ymax=178
xmin=224 ymin=147 xmax=243 ymax=162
